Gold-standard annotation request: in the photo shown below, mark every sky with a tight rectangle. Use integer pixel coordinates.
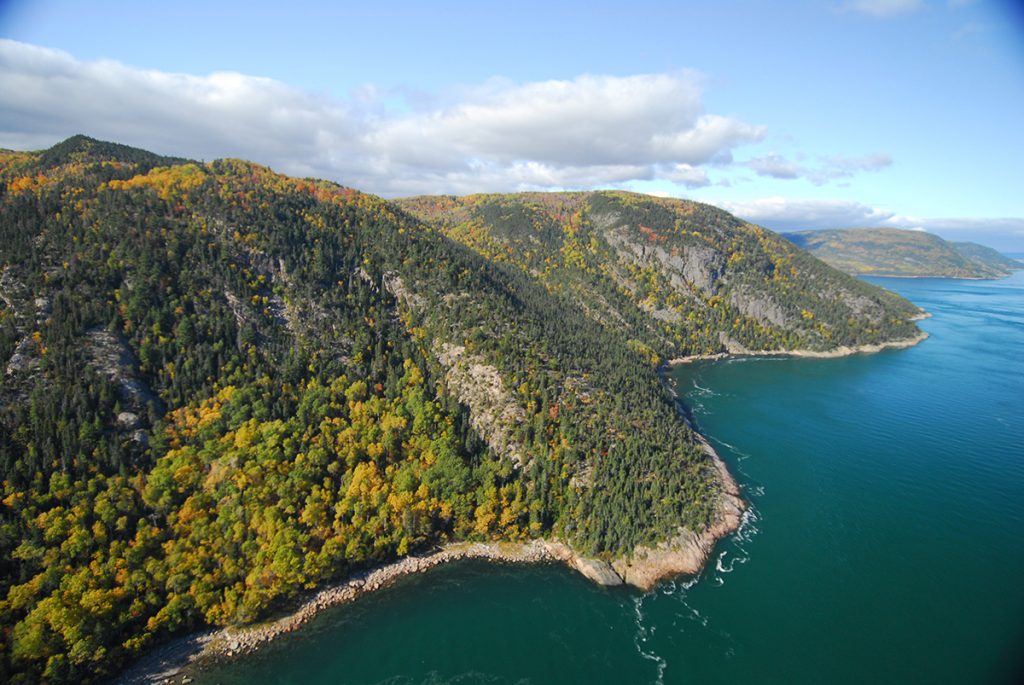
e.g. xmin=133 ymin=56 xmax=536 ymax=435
xmin=1 ymin=0 xmax=1023 ymax=249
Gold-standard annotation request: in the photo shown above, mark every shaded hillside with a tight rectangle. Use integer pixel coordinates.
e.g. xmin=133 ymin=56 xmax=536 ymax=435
xmin=785 ymin=227 xmax=1020 ymax=278
xmin=398 ymin=192 xmax=923 ymax=357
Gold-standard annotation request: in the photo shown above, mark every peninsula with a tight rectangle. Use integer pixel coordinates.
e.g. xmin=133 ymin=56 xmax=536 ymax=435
xmin=1 ymin=136 xmax=923 ymax=684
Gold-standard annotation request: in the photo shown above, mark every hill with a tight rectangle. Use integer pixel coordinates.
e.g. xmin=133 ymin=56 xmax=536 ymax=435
xmin=398 ymin=193 xmax=923 ymax=357
xmin=0 ymin=137 xmax=923 ymax=683
xmin=784 ymin=227 xmax=1021 ymax=279
xmin=950 ymin=241 xmax=1023 ymax=274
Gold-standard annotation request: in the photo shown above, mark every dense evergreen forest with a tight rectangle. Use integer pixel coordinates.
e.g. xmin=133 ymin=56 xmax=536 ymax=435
xmin=0 ymin=137 xmax=922 ymax=683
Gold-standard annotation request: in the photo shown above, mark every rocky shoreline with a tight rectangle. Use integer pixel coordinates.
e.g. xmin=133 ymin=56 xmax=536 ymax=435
xmin=113 ymin=328 xmax=952 ymax=684
xmin=119 ymin=472 xmax=746 ymax=685
xmin=116 ymin=327 xmax=931 ymax=684
xmin=667 ymin=329 xmax=928 ymax=365
xmin=118 ymin=447 xmax=747 ymax=685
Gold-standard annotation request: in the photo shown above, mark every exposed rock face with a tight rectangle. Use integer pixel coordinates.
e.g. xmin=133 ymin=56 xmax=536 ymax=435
xmin=729 ymin=287 xmax=787 ymax=327
xmin=570 ymin=555 xmax=624 ymax=586
xmin=597 ymin=213 xmax=725 ymax=299
xmin=1 ymin=267 xmax=39 ymax=383
xmin=434 ymin=342 xmax=527 ymax=467
xmin=222 ymin=290 xmax=249 ymax=329
xmin=837 ymin=290 xmax=884 ymax=323
xmin=649 ymin=243 xmax=723 ymax=296
xmin=117 ymin=411 xmax=141 ymax=430
xmin=84 ymin=328 xmax=158 ymax=411
xmin=612 ymin=530 xmax=708 ymax=589
xmin=383 ymin=272 xmax=426 ymax=311
xmin=5 ymin=337 xmax=37 ymax=377
xmin=643 ymin=304 xmax=682 ymax=323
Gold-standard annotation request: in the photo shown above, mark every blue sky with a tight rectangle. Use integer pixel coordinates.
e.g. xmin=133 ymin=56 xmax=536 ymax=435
xmin=2 ymin=0 xmax=1023 ymax=248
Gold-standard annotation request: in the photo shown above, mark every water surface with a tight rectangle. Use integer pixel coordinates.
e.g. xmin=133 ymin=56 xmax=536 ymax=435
xmin=197 ymin=273 xmax=1024 ymax=684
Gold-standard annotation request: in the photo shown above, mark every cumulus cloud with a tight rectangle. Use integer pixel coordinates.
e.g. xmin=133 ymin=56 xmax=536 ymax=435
xmin=0 ymin=39 xmax=765 ymax=196
xmin=843 ymin=0 xmax=923 ymax=17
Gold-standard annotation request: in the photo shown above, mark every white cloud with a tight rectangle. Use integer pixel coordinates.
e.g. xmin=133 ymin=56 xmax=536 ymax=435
xmin=809 ymin=152 xmax=892 ymax=184
xmin=744 ymin=152 xmax=891 ymax=184
xmin=843 ymin=0 xmax=923 ymax=17
xmin=748 ymin=154 xmax=802 ymax=179
xmin=720 ymin=197 xmax=897 ymax=229
xmin=0 ymin=39 xmax=765 ymax=197
xmin=657 ymin=163 xmax=710 ymax=188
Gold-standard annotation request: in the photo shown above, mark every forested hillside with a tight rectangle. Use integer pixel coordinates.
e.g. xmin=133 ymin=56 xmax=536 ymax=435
xmin=949 ymin=241 xmax=1022 ymax=275
xmin=398 ymin=192 xmax=922 ymax=358
xmin=785 ymin=227 xmax=1021 ymax=279
xmin=0 ymin=137 xmax=922 ymax=683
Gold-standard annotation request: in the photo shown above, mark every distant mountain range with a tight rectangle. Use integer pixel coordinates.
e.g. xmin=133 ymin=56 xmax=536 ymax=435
xmin=784 ymin=228 xmax=1022 ymax=279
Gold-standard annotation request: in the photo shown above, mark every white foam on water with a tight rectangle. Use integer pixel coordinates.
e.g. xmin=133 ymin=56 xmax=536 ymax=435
xmin=691 ymin=381 xmax=717 ymax=397
xmin=686 ymin=603 xmax=709 ymax=627
xmin=709 ymin=436 xmax=753 ymax=462
xmin=706 ymin=504 xmax=760 ymax=589
xmin=632 ymin=595 xmax=668 ymax=685
xmin=715 ymin=551 xmax=733 ymax=574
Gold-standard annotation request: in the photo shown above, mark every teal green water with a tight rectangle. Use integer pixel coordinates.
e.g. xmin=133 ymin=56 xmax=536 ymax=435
xmin=195 ymin=274 xmax=1024 ymax=684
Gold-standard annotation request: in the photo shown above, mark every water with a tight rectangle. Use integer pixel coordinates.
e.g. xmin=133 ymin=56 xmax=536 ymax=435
xmin=196 ymin=274 xmax=1024 ymax=685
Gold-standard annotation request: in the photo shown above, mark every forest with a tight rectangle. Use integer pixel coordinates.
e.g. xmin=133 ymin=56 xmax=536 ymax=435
xmin=0 ymin=136 xmax=922 ymax=683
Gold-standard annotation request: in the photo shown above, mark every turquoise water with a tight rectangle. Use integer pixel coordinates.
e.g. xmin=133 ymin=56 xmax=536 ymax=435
xmin=196 ymin=274 xmax=1024 ymax=684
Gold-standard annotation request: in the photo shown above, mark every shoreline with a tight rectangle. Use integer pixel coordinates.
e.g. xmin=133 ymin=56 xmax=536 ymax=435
xmin=119 ymin=465 xmax=747 ymax=685
xmin=112 ymin=328 xmax=938 ymax=683
xmin=118 ymin=450 xmax=747 ymax=685
xmin=667 ymin=329 xmax=928 ymax=365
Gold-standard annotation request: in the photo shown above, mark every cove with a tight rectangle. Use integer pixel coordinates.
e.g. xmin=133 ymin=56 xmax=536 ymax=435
xmin=193 ymin=273 xmax=1024 ymax=684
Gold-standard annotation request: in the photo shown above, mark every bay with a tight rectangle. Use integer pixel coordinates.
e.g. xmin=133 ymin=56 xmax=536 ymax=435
xmin=195 ymin=273 xmax=1024 ymax=684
